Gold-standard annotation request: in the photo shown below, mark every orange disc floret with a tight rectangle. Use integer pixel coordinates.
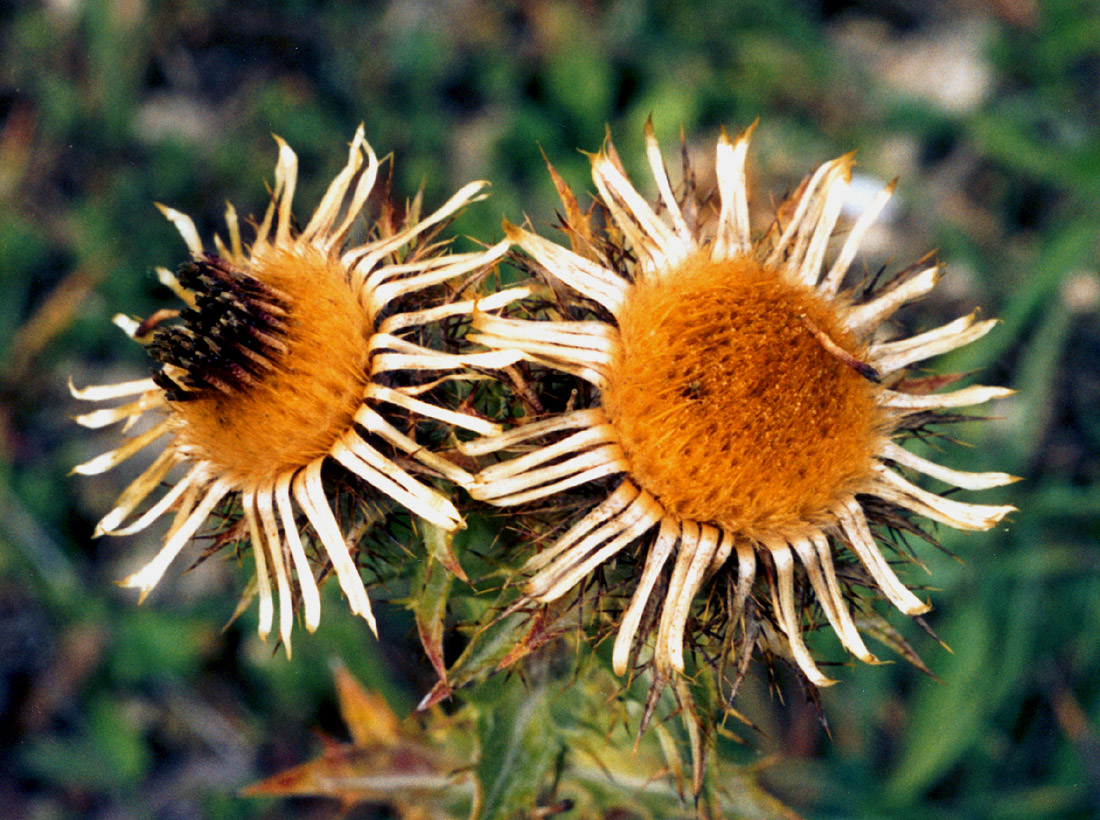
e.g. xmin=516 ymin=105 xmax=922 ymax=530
xmin=602 ymin=253 xmax=882 ymax=542
xmin=173 ymin=244 xmax=372 ymax=485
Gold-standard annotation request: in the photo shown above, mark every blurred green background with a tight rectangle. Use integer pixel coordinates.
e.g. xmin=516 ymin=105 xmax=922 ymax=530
xmin=2 ymin=0 xmax=1099 ymax=817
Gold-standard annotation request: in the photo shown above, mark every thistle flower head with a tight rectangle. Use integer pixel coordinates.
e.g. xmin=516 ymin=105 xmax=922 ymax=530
xmin=465 ymin=121 xmax=1016 ymax=686
xmin=72 ymin=128 xmax=512 ymax=654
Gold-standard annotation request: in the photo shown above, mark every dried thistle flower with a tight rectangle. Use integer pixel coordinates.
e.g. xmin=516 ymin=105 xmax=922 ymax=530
xmin=72 ymin=128 xmax=516 ymax=653
xmin=463 ymin=122 xmax=1016 ymax=686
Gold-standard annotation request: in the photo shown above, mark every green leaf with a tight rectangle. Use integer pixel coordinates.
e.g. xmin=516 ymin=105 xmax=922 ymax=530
xmin=943 ymin=216 xmax=1098 ymax=375
xmin=417 ymin=599 xmax=529 ymax=712
xmin=411 ymin=523 xmax=456 ymax=685
xmin=422 ymin=518 xmax=469 ymax=582
xmin=1004 ymin=289 xmax=1075 ymax=469
xmin=449 ymin=607 xmax=529 ymax=689
xmin=21 ymin=694 xmax=149 ymax=792
xmin=854 ymin=609 xmax=934 ymax=677
xmin=885 ymin=602 xmax=995 ymax=803
xmin=475 ymin=676 xmax=557 ymax=820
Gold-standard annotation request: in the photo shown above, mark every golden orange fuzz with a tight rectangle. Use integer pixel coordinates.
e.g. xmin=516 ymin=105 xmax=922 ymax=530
xmin=604 ymin=253 xmax=881 ymax=541
xmin=174 ymin=245 xmax=372 ymax=485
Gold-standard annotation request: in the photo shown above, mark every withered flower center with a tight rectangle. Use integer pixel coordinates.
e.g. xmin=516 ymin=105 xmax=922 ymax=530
xmin=152 ymin=245 xmax=372 ymax=485
xmin=602 ymin=253 xmax=882 ymax=541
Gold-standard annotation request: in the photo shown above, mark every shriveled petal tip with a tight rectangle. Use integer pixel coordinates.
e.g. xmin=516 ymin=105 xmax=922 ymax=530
xmin=155 ymin=203 xmax=203 ymax=256
xmin=71 ymin=421 xmax=170 ymax=476
xmin=112 ymin=314 xmax=141 ymax=339
xmin=716 ymin=128 xmax=751 ymax=166
xmin=69 ymin=376 xmax=150 ymax=402
xmin=119 ymin=553 xmax=186 ymax=606
xmin=73 ymin=397 xmax=155 ymax=429
xmin=473 ymin=286 xmax=531 ymax=311
xmin=93 ymin=509 xmax=128 ymax=538
xmin=271 ymin=134 xmax=300 ymax=175
xmin=879 ymin=441 xmax=1020 ymax=491
xmin=433 ymin=179 xmax=491 ymax=216
xmin=156 ymin=266 xmax=198 ymax=308
xmin=457 ymin=179 xmax=492 ymax=202
xmin=727 ymin=116 xmax=760 ymax=147
xmin=350 ymin=122 xmax=367 ymax=149
xmin=70 ymin=451 xmax=123 ymax=476
xmin=117 ymin=567 xmax=159 ymax=603
xmin=500 ymin=217 xmax=525 ymax=242
xmin=881 ymin=384 xmax=1015 ymax=411
xmin=909 ymin=599 xmax=934 ymax=616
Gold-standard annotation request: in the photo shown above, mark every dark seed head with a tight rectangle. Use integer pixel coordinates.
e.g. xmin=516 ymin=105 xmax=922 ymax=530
xmin=150 ymin=256 xmax=291 ymax=398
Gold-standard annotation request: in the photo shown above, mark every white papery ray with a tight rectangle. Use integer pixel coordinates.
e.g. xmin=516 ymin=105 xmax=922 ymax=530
xmin=820 ymin=178 xmax=896 ymax=297
xmin=243 ymin=490 xmax=276 ymax=643
xmin=871 ymin=311 xmax=998 ymax=374
xmin=502 ymin=221 xmax=629 ymax=317
xmin=465 ymin=123 xmax=1014 ymax=685
xmin=68 ymin=376 xmax=159 ymax=402
xmin=872 ymin=464 xmax=1015 ymax=531
xmin=846 ymin=265 xmax=941 ymax=334
xmin=766 ymin=541 xmax=834 ymax=686
xmin=254 ymin=483 xmax=295 ymax=652
xmin=332 ymin=431 xmax=460 ymax=528
xmin=364 ymin=239 xmax=508 ymax=318
xmin=763 ymin=155 xmax=837 ymax=270
xmin=468 ymin=309 xmax=619 ymax=385
xmin=652 ymin=520 xmax=702 ymax=673
xmin=71 ymin=420 xmax=172 ymax=476
xmin=87 ymin=448 xmax=178 ymax=536
xmin=348 ymin=180 xmax=491 ymax=290
xmin=878 ymin=441 xmax=1017 ymax=491
xmin=378 ymin=285 xmax=530 ymax=334
xmin=274 ymin=471 xmax=321 ymax=631
xmin=164 ymin=481 xmax=201 ymax=543
xmin=643 ymin=118 xmax=693 ymax=247
xmin=712 ymin=122 xmax=756 ymax=260
xmin=612 ymin=516 xmax=680 ymax=674
xmin=591 ymin=148 xmax=689 ymax=277
xmin=477 ymin=453 xmax=626 ymax=507
xmin=119 ymin=476 xmax=233 ymax=601
xmin=836 ymin=498 xmax=930 ymax=616
xmin=73 ymin=391 xmax=163 ymax=428
xmin=539 ymin=512 xmax=662 ymax=606
xmin=105 ymin=463 xmax=206 ymax=538
xmin=524 ymin=482 xmax=639 ymax=574
xmin=791 ymin=535 xmax=875 ymax=662
xmin=368 ymin=331 xmax=525 ymax=375
xmin=880 ymin=384 xmax=1013 ymax=410
xmin=72 ymin=128 xmax=506 ymax=650
xmin=292 ymin=463 xmax=375 ymax=632
xmin=657 ymin=523 xmax=724 ymax=675
xmin=789 ymin=160 xmax=852 ymax=288
xmin=463 ymin=330 xmax=616 ymax=386
xmin=528 ymin=490 xmax=662 ymax=601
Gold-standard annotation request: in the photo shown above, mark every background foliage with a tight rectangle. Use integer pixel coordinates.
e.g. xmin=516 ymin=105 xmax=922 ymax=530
xmin=2 ymin=0 xmax=1099 ymax=817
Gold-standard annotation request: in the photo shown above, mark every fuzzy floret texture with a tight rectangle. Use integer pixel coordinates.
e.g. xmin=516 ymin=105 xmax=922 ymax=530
xmin=173 ymin=244 xmax=373 ymax=484
xmin=606 ymin=253 xmax=881 ymax=542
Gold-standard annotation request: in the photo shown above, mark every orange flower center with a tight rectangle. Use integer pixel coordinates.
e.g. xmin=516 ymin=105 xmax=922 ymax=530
xmin=602 ymin=253 xmax=881 ymax=542
xmin=167 ymin=244 xmax=372 ymax=486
